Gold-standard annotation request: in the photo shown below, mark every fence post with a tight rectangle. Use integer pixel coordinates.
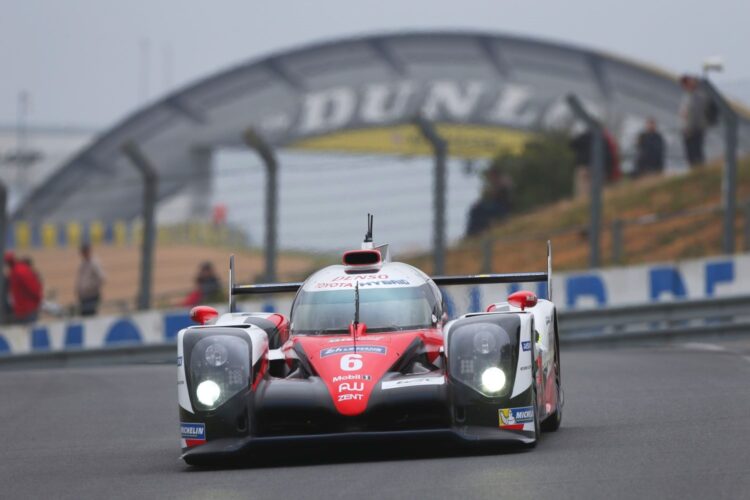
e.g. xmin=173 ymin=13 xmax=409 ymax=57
xmin=121 ymin=141 xmax=158 ymax=310
xmin=702 ymin=79 xmax=738 ymax=254
xmin=566 ymin=94 xmax=605 ymax=268
xmin=612 ymin=219 xmax=624 ymax=265
xmin=244 ymin=128 xmax=278 ymax=283
xmin=0 ymin=181 xmax=7 ymax=325
xmin=744 ymin=201 xmax=750 ymax=252
xmin=413 ymin=115 xmax=448 ymax=275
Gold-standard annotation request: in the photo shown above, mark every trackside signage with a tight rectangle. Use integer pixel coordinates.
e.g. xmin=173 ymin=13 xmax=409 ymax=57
xmin=1 ymin=253 xmax=749 ymax=356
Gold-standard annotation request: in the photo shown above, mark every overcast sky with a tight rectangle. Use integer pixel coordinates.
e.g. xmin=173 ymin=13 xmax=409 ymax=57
xmin=1 ymin=0 xmax=748 ymax=128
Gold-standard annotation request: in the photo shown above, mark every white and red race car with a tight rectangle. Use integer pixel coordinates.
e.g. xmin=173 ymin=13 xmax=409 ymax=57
xmin=178 ymin=217 xmax=562 ymax=464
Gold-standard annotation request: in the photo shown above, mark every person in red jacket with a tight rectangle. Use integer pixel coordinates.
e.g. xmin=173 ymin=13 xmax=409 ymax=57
xmin=4 ymin=251 xmax=42 ymax=324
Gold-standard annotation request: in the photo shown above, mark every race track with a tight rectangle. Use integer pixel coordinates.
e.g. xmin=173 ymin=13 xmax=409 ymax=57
xmin=2 ymin=341 xmax=750 ymax=500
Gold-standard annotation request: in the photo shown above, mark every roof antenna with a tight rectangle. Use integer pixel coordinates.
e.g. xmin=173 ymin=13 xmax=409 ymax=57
xmin=362 ymin=213 xmax=374 ymax=249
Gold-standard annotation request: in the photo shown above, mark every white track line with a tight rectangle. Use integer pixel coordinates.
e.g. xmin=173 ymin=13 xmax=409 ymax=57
xmin=682 ymin=342 xmax=727 ymax=352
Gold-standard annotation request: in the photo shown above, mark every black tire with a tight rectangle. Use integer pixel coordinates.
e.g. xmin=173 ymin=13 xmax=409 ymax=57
xmin=541 ymin=363 xmax=563 ymax=432
xmin=524 ymin=381 xmax=541 ymax=448
xmin=541 ymin=314 xmax=563 ymax=432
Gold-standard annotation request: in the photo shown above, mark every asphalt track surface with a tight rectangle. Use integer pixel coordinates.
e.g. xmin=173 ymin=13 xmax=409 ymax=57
xmin=2 ymin=341 xmax=750 ymax=500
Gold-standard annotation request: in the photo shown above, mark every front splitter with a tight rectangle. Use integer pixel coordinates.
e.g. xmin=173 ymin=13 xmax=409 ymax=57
xmin=181 ymin=426 xmax=534 ymax=464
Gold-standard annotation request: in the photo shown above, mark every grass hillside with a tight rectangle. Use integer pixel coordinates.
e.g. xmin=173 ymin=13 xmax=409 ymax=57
xmin=408 ymin=159 xmax=750 ymax=275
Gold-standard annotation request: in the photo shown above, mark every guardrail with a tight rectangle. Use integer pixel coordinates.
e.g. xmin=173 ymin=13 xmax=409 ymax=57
xmin=2 ymin=294 xmax=750 ymax=368
xmin=559 ymin=294 xmax=750 ymax=344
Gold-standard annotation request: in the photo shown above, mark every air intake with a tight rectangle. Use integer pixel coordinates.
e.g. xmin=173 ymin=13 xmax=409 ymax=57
xmin=342 ymin=249 xmax=382 ymax=267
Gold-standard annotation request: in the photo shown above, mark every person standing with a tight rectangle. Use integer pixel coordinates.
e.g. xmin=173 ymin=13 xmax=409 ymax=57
xmin=465 ymin=168 xmax=512 ymax=237
xmin=3 ymin=251 xmax=42 ymax=324
xmin=679 ymin=75 xmax=708 ymax=167
xmin=634 ymin=118 xmax=666 ymax=176
xmin=75 ymin=243 xmax=105 ymax=316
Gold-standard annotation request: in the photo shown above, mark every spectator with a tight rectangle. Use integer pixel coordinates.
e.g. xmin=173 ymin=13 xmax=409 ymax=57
xmin=569 ymin=129 xmax=620 ymax=197
xmin=634 ymin=118 xmax=666 ymax=176
xmin=466 ymin=168 xmax=512 ymax=237
xmin=679 ymin=75 xmax=708 ymax=166
xmin=3 ymin=251 xmax=42 ymax=324
xmin=181 ymin=262 xmax=222 ymax=307
xmin=75 ymin=243 xmax=105 ymax=316
xmin=2 ymin=267 xmax=10 ymax=321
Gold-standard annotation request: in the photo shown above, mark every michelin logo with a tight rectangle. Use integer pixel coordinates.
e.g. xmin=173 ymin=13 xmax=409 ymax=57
xmin=320 ymin=345 xmax=386 ymax=357
xmin=180 ymin=422 xmax=206 ymax=440
xmin=498 ymin=406 xmax=534 ymax=426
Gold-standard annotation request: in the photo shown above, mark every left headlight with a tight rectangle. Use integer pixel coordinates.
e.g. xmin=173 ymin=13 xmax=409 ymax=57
xmin=449 ymin=320 xmax=514 ymax=397
xmin=189 ymin=335 xmax=250 ymax=410
xmin=481 ymin=367 xmax=506 ymax=393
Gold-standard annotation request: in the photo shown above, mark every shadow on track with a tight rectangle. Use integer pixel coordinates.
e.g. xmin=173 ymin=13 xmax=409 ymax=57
xmin=182 ymin=436 xmax=533 ymax=472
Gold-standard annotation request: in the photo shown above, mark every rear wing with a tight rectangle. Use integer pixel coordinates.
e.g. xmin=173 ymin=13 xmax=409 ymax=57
xmin=228 ymin=241 xmax=553 ymax=312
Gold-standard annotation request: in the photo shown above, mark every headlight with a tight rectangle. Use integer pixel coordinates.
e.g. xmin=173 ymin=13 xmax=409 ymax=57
xmin=205 ymin=343 xmax=229 ymax=367
xmin=481 ymin=367 xmax=506 ymax=393
xmin=473 ymin=330 xmax=497 ymax=354
xmin=189 ymin=335 xmax=251 ymax=410
xmin=448 ymin=318 xmax=517 ymax=397
xmin=196 ymin=380 xmax=221 ymax=406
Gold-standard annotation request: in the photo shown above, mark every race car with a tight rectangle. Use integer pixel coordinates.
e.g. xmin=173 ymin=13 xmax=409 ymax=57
xmin=177 ymin=216 xmax=562 ymax=464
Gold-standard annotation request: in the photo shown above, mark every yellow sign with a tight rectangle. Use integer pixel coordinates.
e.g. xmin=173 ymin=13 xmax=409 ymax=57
xmin=290 ymin=124 xmax=533 ymax=159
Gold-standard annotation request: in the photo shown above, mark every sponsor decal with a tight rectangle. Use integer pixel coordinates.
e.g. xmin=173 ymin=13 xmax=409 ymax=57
xmin=180 ymin=422 xmax=206 ymax=441
xmin=498 ymin=407 xmax=534 ymax=428
xmin=333 ymin=374 xmax=371 ymax=382
xmin=320 ymin=345 xmax=386 ymax=357
xmin=331 ymin=275 xmax=389 ymax=281
xmin=519 ymin=365 xmax=531 ymax=371
xmin=381 ymin=377 xmax=445 ymax=390
xmin=521 ymin=341 xmax=531 ymax=352
xmin=328 ymin=336 xmax=383 ymax=343
xmin=315 ymin=279 xmax=410 ymax=289
xmin=338 ymin=382 xmax=365 ymax=392
xmin=338 ymin=393 xmax=364 ymax=402
xmin=177 ymin=356 xmax=183 ymax=366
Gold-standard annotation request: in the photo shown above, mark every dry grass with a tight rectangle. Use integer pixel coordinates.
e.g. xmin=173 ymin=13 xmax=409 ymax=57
xmin=407 ymin=159 xmax=750 ymax=274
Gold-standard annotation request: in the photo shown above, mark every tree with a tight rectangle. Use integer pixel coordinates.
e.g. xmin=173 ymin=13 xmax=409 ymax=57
xmin=484 ymin=133 xmax=575 ymax=215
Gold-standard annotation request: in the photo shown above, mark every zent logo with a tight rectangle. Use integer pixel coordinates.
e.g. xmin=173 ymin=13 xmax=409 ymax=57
xmin=338 ymin=393 xmax=364 ymax=402
xmin=340 ymin=354 xmax=363 ymax=371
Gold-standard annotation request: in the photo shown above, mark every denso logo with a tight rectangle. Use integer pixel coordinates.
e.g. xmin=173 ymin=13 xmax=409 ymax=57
xmin=338 ymin=382 xmax=364 ymax=392
xmin=332 ymin=275 xmax=389 ymax=281
xmin=333 ymin=374 xmax=371 ymax=382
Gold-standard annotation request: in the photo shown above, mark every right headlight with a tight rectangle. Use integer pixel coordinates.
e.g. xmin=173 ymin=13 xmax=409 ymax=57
xmin=189 ymin=335 xmax=250 ymax=410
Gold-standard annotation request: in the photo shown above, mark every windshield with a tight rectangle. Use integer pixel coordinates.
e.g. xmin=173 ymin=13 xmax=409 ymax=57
xmin=291 ymin=284 xmax=439 ymax=334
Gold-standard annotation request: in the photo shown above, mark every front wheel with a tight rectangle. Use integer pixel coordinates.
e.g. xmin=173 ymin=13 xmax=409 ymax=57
xmin=541 ymin=366 xmax=562 ymax=432
xmin=524 ymin=382 xmax=541 ymax=448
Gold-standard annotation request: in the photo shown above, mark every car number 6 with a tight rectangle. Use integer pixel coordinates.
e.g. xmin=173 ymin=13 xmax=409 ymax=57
xmin=340 ymin=354 xmax=363 ymax=371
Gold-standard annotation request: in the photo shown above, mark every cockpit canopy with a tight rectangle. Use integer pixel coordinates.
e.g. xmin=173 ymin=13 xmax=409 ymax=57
xmin=290 ymin=263 xmax=442 ymax=335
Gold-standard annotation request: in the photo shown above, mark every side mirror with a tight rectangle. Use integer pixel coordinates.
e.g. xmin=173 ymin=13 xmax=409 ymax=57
xmin=508 ymin=290 xmax=538 ymax=311
xmin=190 ymin=305 xmax=219 ymax=325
